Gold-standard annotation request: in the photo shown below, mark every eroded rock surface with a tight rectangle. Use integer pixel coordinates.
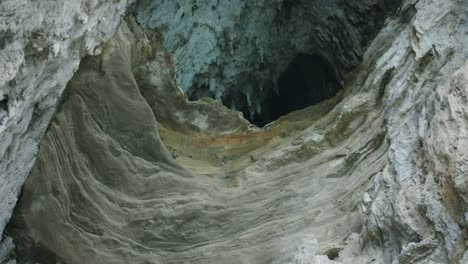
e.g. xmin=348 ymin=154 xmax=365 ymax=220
xmin=0 ymin=2 xmax=133 ymax=259
xmin=2 ymin=0 xmax=468 ymax=263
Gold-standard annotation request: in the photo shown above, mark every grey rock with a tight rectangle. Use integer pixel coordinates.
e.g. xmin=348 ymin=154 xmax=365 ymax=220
xmin=0 ymin=236 xmax=14 ymax=263
xmin=0 ymin=0 xmax=133 ymax=239
xmin=399 ymin=238 xmax=439 ymax=263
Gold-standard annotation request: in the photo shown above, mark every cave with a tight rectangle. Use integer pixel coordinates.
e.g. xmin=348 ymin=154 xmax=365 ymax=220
xmin=249 ymin=54 xmax=342 ymax=126
xmin=6 ymin=1 xmax=468 ymax=264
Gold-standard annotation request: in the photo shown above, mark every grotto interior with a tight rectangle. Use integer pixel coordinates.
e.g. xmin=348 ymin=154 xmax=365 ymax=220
xmin=2 ymin=0 xmax=468 ymax=264
xmin=248 ymin=53 xmax=343 ymax=126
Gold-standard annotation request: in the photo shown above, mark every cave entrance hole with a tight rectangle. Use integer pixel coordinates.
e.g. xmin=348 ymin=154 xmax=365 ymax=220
xmin=248 ymin=53 xmax=342 ymax=126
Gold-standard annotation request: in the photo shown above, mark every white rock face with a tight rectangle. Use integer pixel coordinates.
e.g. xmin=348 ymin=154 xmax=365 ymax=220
xmin=0 ymin=0 xmax=133 ymax=256
xmin=359 ymin=0 xmax=468 ymax=262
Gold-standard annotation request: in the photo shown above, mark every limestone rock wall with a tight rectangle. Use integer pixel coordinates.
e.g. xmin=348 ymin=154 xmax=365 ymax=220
xmin=0 ymin=0 xmax=133 ymax=260
xmin=7 ymin=0 xmax=468 ymax=262
xmin=360 ymin=0 xmax=468 ymax=262
xmin=2 ymin=0 xmax=468 ymax=263
xmin=136 ymin=0 xmax=399 ymax=117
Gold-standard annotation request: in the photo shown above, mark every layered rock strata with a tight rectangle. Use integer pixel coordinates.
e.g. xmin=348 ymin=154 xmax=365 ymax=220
xmin=0 ymin=0 xmax=133 ymax=261
xmin=2 ymin=0 xmax=468 ymax=263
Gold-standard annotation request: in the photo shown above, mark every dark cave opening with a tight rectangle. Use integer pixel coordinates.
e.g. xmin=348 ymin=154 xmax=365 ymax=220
xmin=249 ymin=53 xmax=342 ymax=126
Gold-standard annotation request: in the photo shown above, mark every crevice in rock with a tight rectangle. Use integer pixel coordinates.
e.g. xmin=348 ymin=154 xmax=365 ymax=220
xmin=0 ymin=95 xmax=9 ymax=112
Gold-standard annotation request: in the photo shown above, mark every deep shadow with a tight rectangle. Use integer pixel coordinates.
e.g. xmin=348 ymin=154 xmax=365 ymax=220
xmin=252 ymin=53 xmax=342 ymax=126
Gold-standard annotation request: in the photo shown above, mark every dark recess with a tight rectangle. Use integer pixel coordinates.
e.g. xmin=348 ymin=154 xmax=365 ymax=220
xmin=325 ymin=248 xmax=341 ymax=260
xmin=249 ymin=54 xmax=342 ymax=126
xmin=0 ymin=95 xmax=9 ymax=111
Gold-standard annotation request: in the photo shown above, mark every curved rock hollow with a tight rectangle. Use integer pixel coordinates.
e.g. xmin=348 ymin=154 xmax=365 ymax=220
xmin=136 ymin=0 xmax=400 ymax=123
xmin=3 ymin=0 xmax=468 ymax=264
